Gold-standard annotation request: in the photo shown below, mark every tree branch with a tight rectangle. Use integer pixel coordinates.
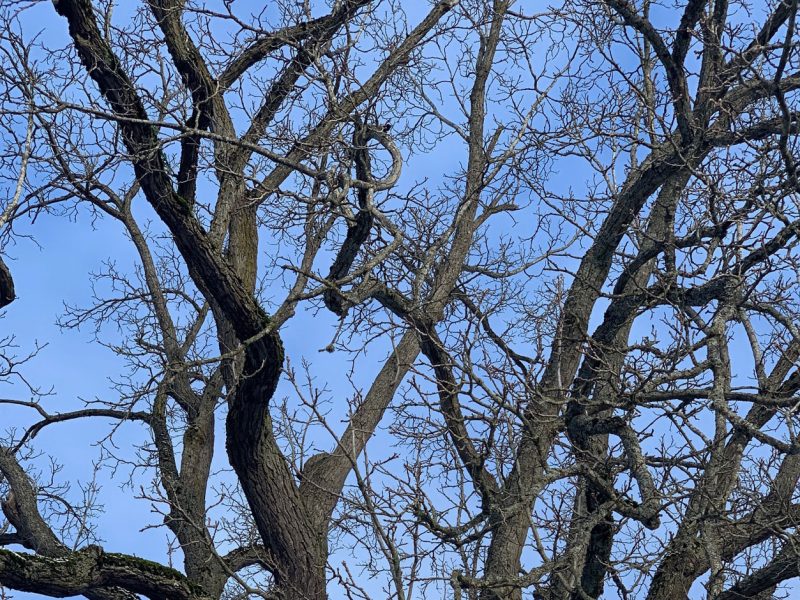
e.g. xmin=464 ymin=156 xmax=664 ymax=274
xmin=718 ymin=538 xmax=800 ymax=600
xmin=0 ymin=546 xmax=207 ymax=600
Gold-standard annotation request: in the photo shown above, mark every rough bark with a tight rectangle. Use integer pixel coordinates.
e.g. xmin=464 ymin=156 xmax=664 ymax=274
xmin=0 ymin=547 xmax=207 ymax=600
xmin=0 ymin=257 xmax=12 ymax=309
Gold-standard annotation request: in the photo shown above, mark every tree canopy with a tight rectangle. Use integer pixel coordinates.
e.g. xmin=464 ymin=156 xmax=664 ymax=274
xmin=2 ymin=0 xmax=800 ymax=599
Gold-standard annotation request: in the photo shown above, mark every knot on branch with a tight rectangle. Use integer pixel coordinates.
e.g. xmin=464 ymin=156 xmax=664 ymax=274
xmin=350 ymin=125 xmax=402 ymax=191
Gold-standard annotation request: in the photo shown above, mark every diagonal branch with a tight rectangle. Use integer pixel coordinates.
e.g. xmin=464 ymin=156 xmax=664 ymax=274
xmin=418 ymin=324 xmax=499 ymax=509
xmin=51 ymin=3 xmax=300 ymax=589
xmin=718 ymin=537 xmax=800 ymax=600
xmin=218 ymin=5 xmax=370 ymax=90
xmin=298 ymin=329 xmax=420 ymax=519
xmin=604 ymin=0 xmax=693 ymax=140
xmin=0 ymin=448 xmax=65 ymax=556
xmin=250 ymin=0 xmax=460 ymax=203
xmin=52 ymin=0 xmax=274 ymax=344
xmin=146 ymin=0 xmax=236 ymax=205
xmin=231 ymin=0 xmax=372 ymax=170
xmin=673 ymin=0 xmax=707 ymax=67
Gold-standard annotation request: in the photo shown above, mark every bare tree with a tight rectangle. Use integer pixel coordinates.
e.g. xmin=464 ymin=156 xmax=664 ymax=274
xmin=1 ymin=0 xmax=800 ymax=599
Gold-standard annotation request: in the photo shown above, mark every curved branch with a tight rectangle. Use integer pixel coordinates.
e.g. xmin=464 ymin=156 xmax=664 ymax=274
xmin=322 ymin=124 xmax=401 ymax=315
xmin=222 ymin=544 xmax=273 ymax=572
xmin=673 ymin=0 xmax=708 ymax=67
xmin=13 ymin=407 xmax=150 ymax=450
